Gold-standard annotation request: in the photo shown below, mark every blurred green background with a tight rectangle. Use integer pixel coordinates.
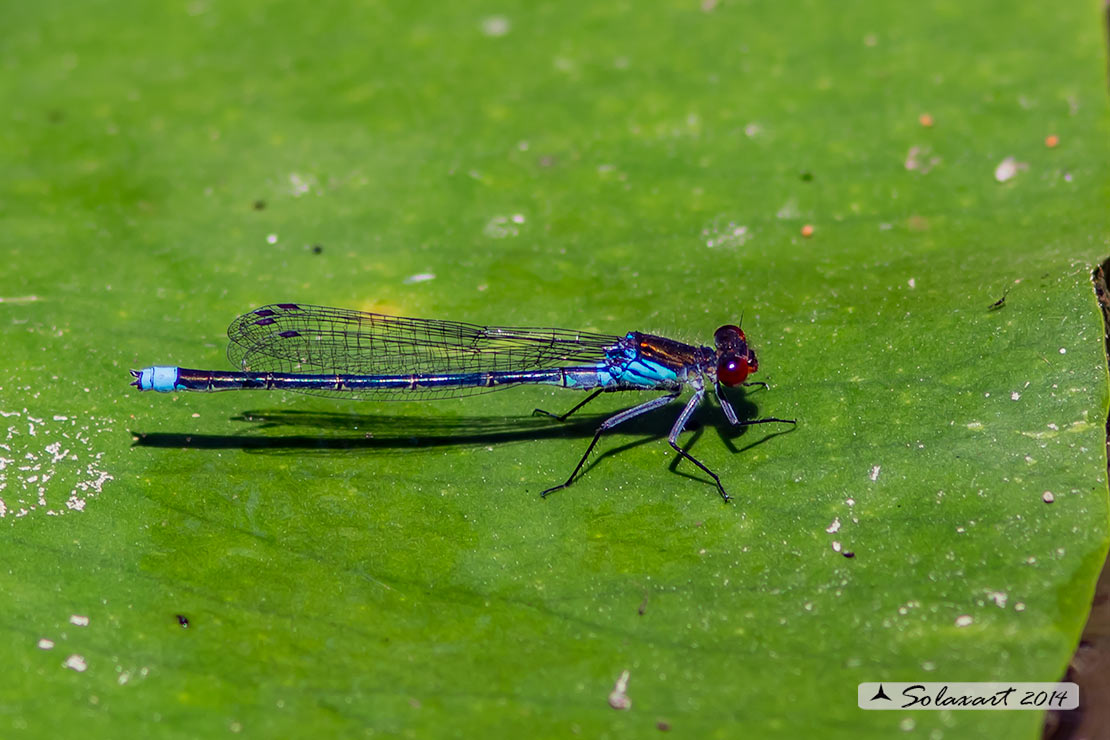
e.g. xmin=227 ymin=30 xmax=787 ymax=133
xmin=3 ymin=0 xmax=1108 ymax=737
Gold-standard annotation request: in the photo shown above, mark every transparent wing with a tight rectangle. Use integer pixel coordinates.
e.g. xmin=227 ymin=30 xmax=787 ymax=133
xmin=225 ymin=303 xmax=623 ymax=400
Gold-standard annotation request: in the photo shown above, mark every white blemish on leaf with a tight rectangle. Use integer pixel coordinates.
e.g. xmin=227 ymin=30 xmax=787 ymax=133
xmin=1 ymin=410 xmax=114 ymax=521
xmin=480 ymin=15 xmax=510 ymax=36
xmin=608 ymin=670 xmax=632 ymax=710
xmin=994 ymin=156 xmax=1027 ymax=182
xmin=64 ymin=654 xmax=87 ymax=672
xmin=483 ymin=215 xmax=522 ymax=238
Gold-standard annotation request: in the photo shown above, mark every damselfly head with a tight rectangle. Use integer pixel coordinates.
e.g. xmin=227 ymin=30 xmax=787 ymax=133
xmin=713 ymin=324 xmax=758 ymax=386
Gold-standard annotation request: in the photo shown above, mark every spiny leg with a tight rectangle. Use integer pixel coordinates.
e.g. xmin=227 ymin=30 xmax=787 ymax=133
xmin=664 ymin=389 xmax=733 ymax=502
xmin=532 ymin=389 xmax=604 ymax=422
xmin=715 ymin=382 xmax=740 ymax=425
xmin=541 ymin=392 xmax=681 ymax=497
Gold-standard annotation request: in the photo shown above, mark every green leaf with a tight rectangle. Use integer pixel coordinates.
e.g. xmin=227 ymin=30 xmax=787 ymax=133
xmin=3 ymin=0 xmax=1107 ymax=736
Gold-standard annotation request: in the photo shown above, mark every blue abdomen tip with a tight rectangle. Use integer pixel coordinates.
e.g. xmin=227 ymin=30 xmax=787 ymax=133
xmin=133 ymin=366 xmax=181 ymax=392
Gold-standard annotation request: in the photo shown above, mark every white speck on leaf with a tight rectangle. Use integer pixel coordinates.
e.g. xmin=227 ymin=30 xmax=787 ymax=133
xmin=608 ymin=670 xmax=632 ymax=710
xmin=64 ymin=654 xmax=88 ymax=672
xmin=994 ymin=156 xmax=1027 ymax=182
xmin=288 ymin=172 xmax=316 ymax=196
xmin=776 ymin=199 xmax=800 ymax=220
xmin=702 ymin=216 xmax=750 ymax=248
xmin=483 ymin=215 xmax=521 ymax=238
xmin=480 ymin=15 xmax=510 ymax=36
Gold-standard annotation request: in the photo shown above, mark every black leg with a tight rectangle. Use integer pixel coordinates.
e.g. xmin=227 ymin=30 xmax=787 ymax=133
xmin=663 ymin=389 xmax=732 ymax=502
xmin=715 ymin=382 xmax=795 ymax=429
xmin=532 ymin=389 xmax=604 ymax=421
xmin=541 ymin=392 xmax=680 ymax=497
xmin=734 ymin=417 xmax=796 ymax=427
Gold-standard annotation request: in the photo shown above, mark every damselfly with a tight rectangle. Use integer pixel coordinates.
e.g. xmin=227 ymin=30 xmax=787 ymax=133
xmin=131 ymin=303 xmax=795 ymax=501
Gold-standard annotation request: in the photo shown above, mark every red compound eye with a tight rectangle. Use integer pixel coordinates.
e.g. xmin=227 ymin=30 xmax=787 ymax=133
xmin=714 ymin=325 xmax=744 ymax=346
xmin=717 ymin=355 xmax=750 ymax=386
